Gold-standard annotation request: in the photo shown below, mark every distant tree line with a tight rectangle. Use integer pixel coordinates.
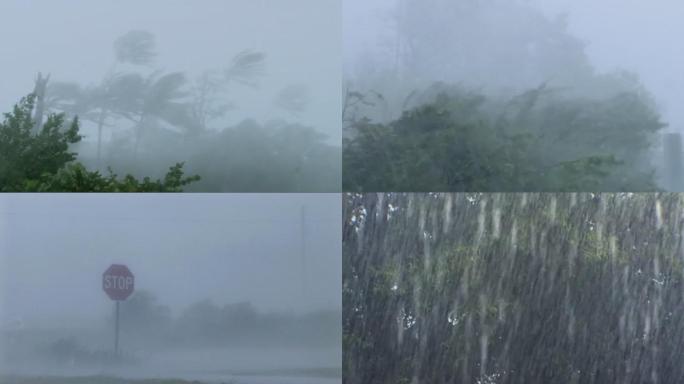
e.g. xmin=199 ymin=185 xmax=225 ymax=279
xmin=344 ymin=193 xmax=684 ymax=384
xmin=1 ymin=293 xmax=340 ymax=368
xmin=116 ymin=291 xmax=341 ymax=349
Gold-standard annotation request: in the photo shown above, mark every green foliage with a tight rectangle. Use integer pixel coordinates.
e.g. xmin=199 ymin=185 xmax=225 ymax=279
xmin=344 ymin=85 xmax=663 ymax=191
xmin=0 ymin=95 xmax=199 ymax=192
xmin=29 ymin=162 xmax=200 ymax=192
xmin=344 ymin=193 xmax=684 ymax=384
xmin=0 ymin=94 xmax=81 ymax=190
xmin=346 ymin=0 xmax=666 ymax=193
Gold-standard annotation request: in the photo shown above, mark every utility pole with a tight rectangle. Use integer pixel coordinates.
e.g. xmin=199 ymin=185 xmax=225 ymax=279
xmin=664 ymin=132 xmax=683 ymax=191
xmin=301 ymin=205 xmax=308 ymax=298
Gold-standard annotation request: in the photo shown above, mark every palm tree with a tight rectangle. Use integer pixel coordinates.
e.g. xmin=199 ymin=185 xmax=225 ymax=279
xmin=106 ymin=71 xmax=194 ymax=158
xmin=114 ymin=30 xmax=157 ymax=66
xmin=46 ymin=78 xmax=124 ymax=166
xmin=42 ymin=30 xmax=159 ymax=166
xmin=189 ymin=50 xmax=267 ymax=132
xmin=40 ymin=33 xmax=268 ymax=162
xmin=225 ymin=50 xmax=266 ymax=87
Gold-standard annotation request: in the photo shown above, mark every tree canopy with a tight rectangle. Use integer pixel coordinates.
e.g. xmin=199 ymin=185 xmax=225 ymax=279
xmin=344 ymin=0 xmax=666 ymax=192
xmin=0 ymin=95 xmax=199 ymax=192
xmin=343 ymin=84 xmax=664 ymax=191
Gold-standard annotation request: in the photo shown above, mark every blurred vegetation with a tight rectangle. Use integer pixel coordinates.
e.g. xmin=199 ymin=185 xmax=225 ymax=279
xmin=104 ymin=118 xmax=341 ymax=193
xmin=0 ymin=95 xmax=199 ymax=192
xmin=343 ymin=193 xmax=684 ymax=383
xmin=343 ymin=84 xmax=663 ymax=191
xmin=26 ymin=29 xmax=339 ymax=192
xmin=114 ymin=292 xmax=341 ymax=349
xmin=1 ymin=291 xmax=340 ymax=370
xmin=344 ymin=0 xmax=665 ymax=192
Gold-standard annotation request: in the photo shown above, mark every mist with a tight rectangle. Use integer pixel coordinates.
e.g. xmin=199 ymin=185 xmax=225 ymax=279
xmin=527 ymin=0 xmax=684 ymax=137
xmin=343 ymin=0 xmax=684 ymax=191
xmin=0 ymin=0 xmax=341 ymax=192
xmin=0 ymin=194 xmax=341 ymax=383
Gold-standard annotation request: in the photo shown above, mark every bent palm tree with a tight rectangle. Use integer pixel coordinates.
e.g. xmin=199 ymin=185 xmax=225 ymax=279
xmin=108 ymin=71 xmax=194 ymax=158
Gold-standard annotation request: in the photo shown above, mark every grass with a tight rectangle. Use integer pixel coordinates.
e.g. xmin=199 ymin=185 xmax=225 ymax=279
xmin=0 ymin=376 xmax=205 ymax=384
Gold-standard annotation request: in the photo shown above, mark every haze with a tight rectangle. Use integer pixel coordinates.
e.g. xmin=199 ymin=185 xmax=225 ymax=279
xmin=342 ymin=0 xmax=684 ymax=191
xmin=1 ymin=0 xmax=341 ymax=141
xmin=535 ymin=0 xmax=684 ymax=133
xmin=0 ymin=0 xmax=342 ymax=192
xmin=0 ymin=194 xmax=341 ymax=382
xmin=345 ymin=0 xmax=684 ymax=131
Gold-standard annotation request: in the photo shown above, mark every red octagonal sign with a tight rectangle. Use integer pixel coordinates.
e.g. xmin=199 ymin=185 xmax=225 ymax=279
xmin=103 ymin=264 xmax=135 ymax=301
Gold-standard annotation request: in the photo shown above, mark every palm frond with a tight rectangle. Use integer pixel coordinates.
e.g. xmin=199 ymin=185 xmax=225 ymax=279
xmin=114 ymin=30 xmax=157 ymax=66
xmin=225 ymin=50 xmax=266 ymax=87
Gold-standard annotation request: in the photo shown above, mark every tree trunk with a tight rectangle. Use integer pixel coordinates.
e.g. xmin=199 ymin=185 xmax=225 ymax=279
xmin=96 ymin=109 xmax=107 ymax=168
xmin=133 ymin=115 xmax=146 ymax=161
xmin=32 ymin=72 xmax=50 ymax=133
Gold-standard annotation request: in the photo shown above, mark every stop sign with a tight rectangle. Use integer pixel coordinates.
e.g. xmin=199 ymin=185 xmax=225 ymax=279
xmin=102 ymin=264 xmax=135 ymax=301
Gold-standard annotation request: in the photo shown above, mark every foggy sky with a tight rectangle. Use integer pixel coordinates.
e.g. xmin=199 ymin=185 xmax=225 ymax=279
xmin=344 ymin=0 xmax=684 ymax=131
xmin=0 ymin=194 xmax=341 ymax=327
xmin=0 ymin=0 xmax=342 ymax=143
xmin=343 ymin=0 xmax=395 ymax=73
xmin=534 ymin=0 xmax=684 ymax=132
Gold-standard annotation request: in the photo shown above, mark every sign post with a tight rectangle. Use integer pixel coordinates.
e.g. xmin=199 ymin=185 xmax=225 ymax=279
xmin=102 ymin=264 xmax=135 ymax=356
xmin=115 ymin=301 xmax=119 ymax=354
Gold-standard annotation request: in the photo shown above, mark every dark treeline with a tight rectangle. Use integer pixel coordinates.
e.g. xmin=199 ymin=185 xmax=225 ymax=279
xmin=343 ymin=0 xmax=665 ymax=191
xmin=344 ymin=193 xmax=684 ymax=383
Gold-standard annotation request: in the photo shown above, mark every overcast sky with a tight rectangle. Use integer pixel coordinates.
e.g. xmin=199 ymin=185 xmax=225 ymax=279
xmin=0 ymin=194 xmax=341 ymax=327
xmin=533 ymin=0 xmax=684 ymax=131
xmin=0 ymin=0 xmax=342 ymax=143
xmin=344 ymin=0 xmax=684 ymax=131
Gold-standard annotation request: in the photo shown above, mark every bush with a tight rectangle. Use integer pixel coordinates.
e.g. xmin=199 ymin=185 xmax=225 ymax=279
xmin=0 ymin=95 xmax=199 ymax=192
xmin=343 ymin=85 xmax=663 ymax=191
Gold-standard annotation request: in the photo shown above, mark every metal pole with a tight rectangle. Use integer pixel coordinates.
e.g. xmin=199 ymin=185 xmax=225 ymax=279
xmin=115 ymin=300 xmax=120 ymax=356
xmin=664 ymin=132 xmax=683 ymax=191
xmin=301 ymin=205 xmax=307 ymax=297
